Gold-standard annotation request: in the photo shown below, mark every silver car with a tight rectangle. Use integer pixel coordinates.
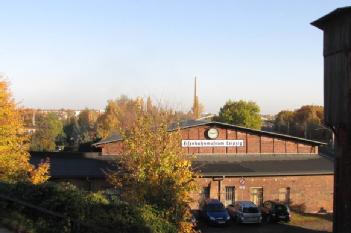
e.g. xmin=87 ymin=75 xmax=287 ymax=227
xmin=227 ymin=201 xmax=262 ymax=224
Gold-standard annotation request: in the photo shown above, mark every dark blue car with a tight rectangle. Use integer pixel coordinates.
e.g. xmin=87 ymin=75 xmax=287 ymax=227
xmin=200 ymin=199 xmax=231 ymax=225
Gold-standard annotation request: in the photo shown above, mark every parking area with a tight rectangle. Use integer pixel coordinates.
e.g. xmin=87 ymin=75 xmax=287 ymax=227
xmin=200 ymin=223 xmax=330 ymax=233
xmin=198 ymin=213 xmax=332 ymax=233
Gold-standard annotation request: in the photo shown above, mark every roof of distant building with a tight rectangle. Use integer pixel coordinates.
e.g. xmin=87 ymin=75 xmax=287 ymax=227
xmin=192 ymin=153 xmax=333 ymax=177
xmin=92 ymin=134 xmax=123 ymax=146
xmin=29 ymin=152 xmax=333 ymax=179
xmin=93 ymin=119 xmax=326 ymax=147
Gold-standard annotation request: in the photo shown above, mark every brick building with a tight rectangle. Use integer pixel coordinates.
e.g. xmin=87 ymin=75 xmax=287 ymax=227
xmin=31 ymin=120 xmax=334 ymax=213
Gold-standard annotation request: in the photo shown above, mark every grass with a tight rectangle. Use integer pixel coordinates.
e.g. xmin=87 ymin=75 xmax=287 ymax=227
xmin=288 ymin=212 xmax=332 ymax=232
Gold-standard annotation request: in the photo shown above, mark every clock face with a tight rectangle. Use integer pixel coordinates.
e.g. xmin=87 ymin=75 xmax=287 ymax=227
xmin=207 ymin=128 xmax=219 ymax=139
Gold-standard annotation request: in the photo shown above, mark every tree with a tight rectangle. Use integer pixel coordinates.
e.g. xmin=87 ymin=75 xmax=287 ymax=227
xmin=293 ymin=105 xmax=324 ymax=138
xmin=96 ymin=100 xmax=121 ymax=138
xmin=63 ymin=115 xmax=81 ymax=149
xmin=274 ymin=110 xmax=294 ymax=134
xmin=77 ymin=108 xmax=99 ymax=143
xmin=273 ymin=105 xmax=331 ymax=142
xmin=30 ymin=113 xmax=65 ymax=151
xmin=96 ymin=96 xmax=145 ymax=138
xmin=0 ymin=78 xmax=49 ymax=183
xmin=215 ymin=100 xmax=262 ymax=129
xmin=107 ymin=110 xmax=197 ymax=233
xmin=97 ymin=95 xmax=195 ymax=141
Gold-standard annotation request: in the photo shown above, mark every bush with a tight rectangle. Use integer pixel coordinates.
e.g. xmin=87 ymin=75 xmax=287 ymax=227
xmin=0 ymin=182 xmax=177 ymax=233
xmin=139 ymin=205 xmax=177 ymax=233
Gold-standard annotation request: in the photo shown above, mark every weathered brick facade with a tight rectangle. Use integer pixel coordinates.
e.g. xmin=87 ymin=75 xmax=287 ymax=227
xmin=100 ymin=142 xmax=123 ymax=155
xmin=179 ymin=125 xmax=318 ymax=155
xmin=93 ymin=121 xmax=333 ymax=213
xmin=97 ymin=124 xmax=318 ymax=156
xmin=191 ymin=175 xmax=333 ymax=213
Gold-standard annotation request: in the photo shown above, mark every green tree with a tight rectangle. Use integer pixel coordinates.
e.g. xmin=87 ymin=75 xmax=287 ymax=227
xmin=0 ymin=78 xmax=49 ymax=183
xmin=107 ymin=110 xmax=197 ymax=233
xmin=63 ymin=115 xmax=81 ymax=148
xmin=30 ymin=113 xmax=65 ymax=151
xmin=215 ymin=100 xmax=262 ymax=129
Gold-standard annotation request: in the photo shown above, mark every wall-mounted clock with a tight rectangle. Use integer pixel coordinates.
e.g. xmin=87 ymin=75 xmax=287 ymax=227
xmin=207 ymin=128 xmax=219 ymax=139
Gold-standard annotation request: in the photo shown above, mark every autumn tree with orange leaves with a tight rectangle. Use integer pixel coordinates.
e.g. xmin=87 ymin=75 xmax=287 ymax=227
xmin=107 ymin=106 xmax=197 ymax=233
xmin=0 ymin=78 xmax=49 ymax=184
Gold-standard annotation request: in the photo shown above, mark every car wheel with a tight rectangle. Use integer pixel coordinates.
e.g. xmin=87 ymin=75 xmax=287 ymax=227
xmin=265 ymin=215 xmax=271 ymax=223
xmin=235 ymin=216 xmax=241 ymax=224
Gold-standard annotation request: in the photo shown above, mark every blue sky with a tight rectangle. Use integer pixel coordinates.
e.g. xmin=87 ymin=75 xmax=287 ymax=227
xmin=0 ymin=1 xmax=349 ymax=114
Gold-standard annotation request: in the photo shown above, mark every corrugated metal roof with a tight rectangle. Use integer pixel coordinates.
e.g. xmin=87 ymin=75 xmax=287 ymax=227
xmin=29 ymin=152 xmax=333 ymax=179
xmin=193 ymin=157 xmax=333 ymax=177
xmin=30 ymin=152 xmax=116 ymax=179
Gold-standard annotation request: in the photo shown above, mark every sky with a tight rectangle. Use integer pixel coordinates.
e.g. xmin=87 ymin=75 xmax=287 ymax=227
xmin=0 ymin=1 xmax=350 ymax=115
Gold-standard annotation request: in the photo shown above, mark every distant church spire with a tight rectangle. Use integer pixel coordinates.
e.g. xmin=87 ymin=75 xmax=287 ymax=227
xmin=193 ymin=77 xmax=200 ymax=119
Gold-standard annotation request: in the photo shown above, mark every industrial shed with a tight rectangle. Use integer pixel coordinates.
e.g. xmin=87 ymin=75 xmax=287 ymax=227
xmin=31 ymin=120 xmax=334 ymax=213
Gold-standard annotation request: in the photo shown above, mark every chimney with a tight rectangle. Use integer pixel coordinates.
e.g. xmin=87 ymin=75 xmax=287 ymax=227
xmin=193 ymin=77 xmax=200 ymax=119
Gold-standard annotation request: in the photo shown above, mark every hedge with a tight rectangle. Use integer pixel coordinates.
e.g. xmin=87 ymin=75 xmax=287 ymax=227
xmin=0 ymin=182 xmax=177 ymax=233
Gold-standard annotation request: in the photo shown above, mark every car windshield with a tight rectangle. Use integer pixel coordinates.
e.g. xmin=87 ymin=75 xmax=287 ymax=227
xmin=207 ymin=203 xmax=225 ymax=212
xmin=243 ymin=207 xmax=259 ymax=213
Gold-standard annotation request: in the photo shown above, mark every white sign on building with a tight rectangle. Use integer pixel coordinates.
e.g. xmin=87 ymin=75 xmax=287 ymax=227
xmin=181 ymin=140 xmax=244 ymax=147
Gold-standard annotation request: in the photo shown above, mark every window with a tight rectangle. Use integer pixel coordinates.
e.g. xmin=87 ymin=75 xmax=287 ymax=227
xmin=201 ymin=186 xmax=210 ymax=200
xmin=250 ymin=187 xmax=263 ymax=206
xmin=225 ymin=186 xmax=235 ymax=206
xmin=278 ymin=187 xmax=290 ymax=203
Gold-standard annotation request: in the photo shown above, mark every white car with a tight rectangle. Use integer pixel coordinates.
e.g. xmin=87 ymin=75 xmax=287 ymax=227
xmin=227 ymin=201 xmax=262 ymax=224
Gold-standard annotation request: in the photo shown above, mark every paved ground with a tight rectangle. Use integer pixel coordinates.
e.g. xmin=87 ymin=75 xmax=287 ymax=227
xmin=197 ymin=211 xmax=332 ymax=233
xmin=199 ymin=223 xmax=331 ymax=233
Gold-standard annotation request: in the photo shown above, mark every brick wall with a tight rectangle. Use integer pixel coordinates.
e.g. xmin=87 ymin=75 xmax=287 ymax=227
xmin=97 ymin=125 xmax=318 ymax=155
xmin=53 ymin=174 xmax=333 ymax=213
xmin=98 ymin=141 xmax=123 ymax=155
xmin=181 ymin=126 xmax=318 ymax=155
xmin=191 ymin=175 xmax=333 ymax=213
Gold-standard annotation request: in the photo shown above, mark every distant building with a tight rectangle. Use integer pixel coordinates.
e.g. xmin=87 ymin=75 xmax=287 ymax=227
xmin=261 ymin=114 xmax=275 ymax=132
xmin=31 ymin=120 xmax=333 ymax=213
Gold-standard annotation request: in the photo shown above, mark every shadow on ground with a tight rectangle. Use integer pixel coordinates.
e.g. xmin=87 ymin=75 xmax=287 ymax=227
xmin=302 ymin=213 xmax=333 ymax=222
xmin=199 ymin=222 xmax=331 ymax=233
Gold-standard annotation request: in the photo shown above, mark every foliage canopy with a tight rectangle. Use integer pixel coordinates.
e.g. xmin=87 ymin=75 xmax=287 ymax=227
xmin=30 ymin=113 xmax=65 ymax=152
xmin=274 ymin=105 xmax=331 ymax=142
xmin=107 ymin=108 xmax=197 ymax=233
xmin=0 ymin=79 xmax=49 ymax=183
xmin=215 ymin=100 xmax=262 ymax=129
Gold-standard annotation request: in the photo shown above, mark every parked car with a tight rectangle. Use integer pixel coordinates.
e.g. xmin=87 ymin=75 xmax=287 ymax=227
xmin=200 ymin=199 xmax=231 ymax=225
xmin=227 ymin=201 xmax=262 ymax=224
xmin=260 ymin=201 xmax=291 ymax=223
